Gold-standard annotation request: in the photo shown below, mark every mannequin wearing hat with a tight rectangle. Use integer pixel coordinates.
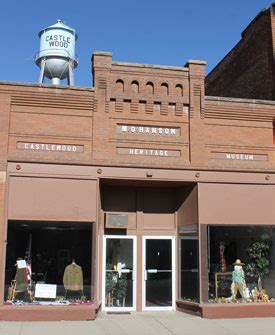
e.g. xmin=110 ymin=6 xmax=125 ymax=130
xmin=231 ymin=259 xmax=246 ymax=301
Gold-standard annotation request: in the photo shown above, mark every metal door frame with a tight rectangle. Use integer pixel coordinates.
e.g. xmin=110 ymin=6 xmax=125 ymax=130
xmin=102 ymin=235 xmax=137 ymax=312
xmin=179 ymin=235 xmax=199 ymax=301
xmin=142 ymin=236 xmax=175 ymax=311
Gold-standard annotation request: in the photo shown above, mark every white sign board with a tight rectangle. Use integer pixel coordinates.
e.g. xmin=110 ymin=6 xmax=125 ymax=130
xmin=17 ymin=260 xmax=27 ymax=269
xmin=35 ymin=284 xmax=57 ymax=299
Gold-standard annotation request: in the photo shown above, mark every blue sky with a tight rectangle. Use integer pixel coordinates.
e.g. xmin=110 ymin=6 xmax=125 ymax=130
xmin=0 ymin=0 xmax=272 ymax=87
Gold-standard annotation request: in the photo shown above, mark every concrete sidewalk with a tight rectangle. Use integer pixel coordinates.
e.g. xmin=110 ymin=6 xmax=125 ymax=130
xmin=0 ymin=311 xmax=275 ymax=335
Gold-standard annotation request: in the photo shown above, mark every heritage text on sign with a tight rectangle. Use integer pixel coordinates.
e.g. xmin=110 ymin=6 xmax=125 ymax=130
xmin=118 ymin=147 xmax=180 ymax=157
xmin=17 ymin=142 xmax=84 ymax=153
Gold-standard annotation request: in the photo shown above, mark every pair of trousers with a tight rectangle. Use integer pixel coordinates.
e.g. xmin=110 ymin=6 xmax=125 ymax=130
xmin=231 ymin=282 xmax=245 ymax=298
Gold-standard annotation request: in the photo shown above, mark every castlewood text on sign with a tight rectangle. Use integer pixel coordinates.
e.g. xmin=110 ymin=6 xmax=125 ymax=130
xmin=17 ymin=142 xmax=84 ymax=153
xmin=118 ymin=124 xmax=180 ymax=136
xmin=45 ymin=35 xmax=71 ymax=48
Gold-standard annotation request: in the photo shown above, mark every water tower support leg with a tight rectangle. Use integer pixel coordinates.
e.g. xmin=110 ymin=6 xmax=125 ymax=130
xmin=68 ymin=61 xmax=74 ymax=86
xmin=39 ymin=59 xmax=46 ymax=84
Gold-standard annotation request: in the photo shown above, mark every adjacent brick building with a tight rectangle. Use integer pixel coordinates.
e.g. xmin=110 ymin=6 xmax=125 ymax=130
xmin=206 ymin=3 xmax=275 ymax=100
xmin=2 ymin=5 xmax=275 ymax=322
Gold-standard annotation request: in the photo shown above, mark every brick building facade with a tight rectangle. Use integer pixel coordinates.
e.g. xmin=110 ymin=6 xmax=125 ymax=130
xmin=2 ymin=6 xmax=275 ymax=322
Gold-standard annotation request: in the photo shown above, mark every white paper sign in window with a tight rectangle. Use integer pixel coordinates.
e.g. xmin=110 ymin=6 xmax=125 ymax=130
xmin=35 ymin=284 xmax=57 ymax=299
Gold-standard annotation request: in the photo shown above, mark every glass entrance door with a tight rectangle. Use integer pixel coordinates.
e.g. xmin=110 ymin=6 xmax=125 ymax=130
xmin=103 ymin=236 xmax=136 ymax=311
xmin=143 ymin=236 xmax=175 ymax=311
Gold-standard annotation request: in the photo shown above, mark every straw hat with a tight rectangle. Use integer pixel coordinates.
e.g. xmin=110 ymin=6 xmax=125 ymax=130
xmin=233 ymin=259 xmax=245 ymax=266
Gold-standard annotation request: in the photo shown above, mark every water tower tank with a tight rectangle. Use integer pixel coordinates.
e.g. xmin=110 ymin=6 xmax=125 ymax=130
xmin=35 ymin=20 xmax=78 ymax=85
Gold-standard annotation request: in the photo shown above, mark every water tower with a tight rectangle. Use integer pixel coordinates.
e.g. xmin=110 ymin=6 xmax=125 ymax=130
xmin=35 ymin=20 xmax=78 ymax=86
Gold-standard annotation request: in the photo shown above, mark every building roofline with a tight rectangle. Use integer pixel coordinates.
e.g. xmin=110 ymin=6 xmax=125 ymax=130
xmin=184 ymin=59 xmax=207 ymax=66
xmin=112 ymin=61 xmax=189 ymax=72
xmin=93 ymin=51 xmax=113 ymax=57
xmin=206 ymin=95 xmax=275 ymax=106
xmin=241 ymin=6 xmax=270 ymax=37
xmin=0 ymin=81 xmax=94 ymax=91
xmin=92 ymin=50 xmax=196 ymax=71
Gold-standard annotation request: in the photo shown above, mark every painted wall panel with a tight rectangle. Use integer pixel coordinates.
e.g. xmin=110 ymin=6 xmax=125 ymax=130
xmin=8 ymin=177 xmax=97 ymax=221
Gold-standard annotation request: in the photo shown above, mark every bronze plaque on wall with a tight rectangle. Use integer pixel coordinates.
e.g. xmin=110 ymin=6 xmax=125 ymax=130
xmin=105 ymin=213 xmax=128 ymax=228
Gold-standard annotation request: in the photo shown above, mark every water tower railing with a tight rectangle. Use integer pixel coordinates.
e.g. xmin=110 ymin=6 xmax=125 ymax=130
xmin=35 ymin=49 xmax=79 ymax=64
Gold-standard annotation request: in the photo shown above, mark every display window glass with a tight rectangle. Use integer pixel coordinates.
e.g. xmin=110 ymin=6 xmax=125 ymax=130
xmin=105 ymin=238 xmax=134 ymax=308
xmin=4 ymin=221 xmax=93 ymax=306
xmin=207 ymin=225 xmax=275 ymax=304
xmin=179 ymin=235 xmax=199 ymax=303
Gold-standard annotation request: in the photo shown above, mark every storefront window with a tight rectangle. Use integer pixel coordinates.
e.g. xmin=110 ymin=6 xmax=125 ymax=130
xmin=179 ymin=235 xmax=199 ymax=302
xmin=5 ymin=221 xmax=93 ymax=306
xmin=207 ymin=225 xmax=275 ymax=303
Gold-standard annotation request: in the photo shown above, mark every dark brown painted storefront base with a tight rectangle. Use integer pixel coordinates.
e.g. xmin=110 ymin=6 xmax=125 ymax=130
xmin=177 ymin=300 xmax=275 ymax=319
xmin=0 ymin=302 xmax=101 ymax=321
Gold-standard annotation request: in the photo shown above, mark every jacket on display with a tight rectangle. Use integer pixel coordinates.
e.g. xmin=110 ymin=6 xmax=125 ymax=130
xmin=63 ymin=263 xmax=83 ymax=291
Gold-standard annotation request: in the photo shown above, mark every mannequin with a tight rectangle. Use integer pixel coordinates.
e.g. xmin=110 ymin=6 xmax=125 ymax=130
xmin=13 ymin=259 xmax=28 ymax=301
xmin=63 ymin=259 xmax=83 ymax=296
xmin=231 ymin=259 xmax=246 ymax=300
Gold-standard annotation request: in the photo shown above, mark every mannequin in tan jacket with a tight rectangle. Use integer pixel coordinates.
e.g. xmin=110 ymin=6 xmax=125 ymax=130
xmin=63 ymin=260 xmax=83 ymax=292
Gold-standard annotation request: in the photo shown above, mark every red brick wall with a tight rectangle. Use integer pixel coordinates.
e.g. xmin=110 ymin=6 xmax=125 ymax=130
xmin=0 ymin=52 xmax=275 ymax=175
xmin=0 ymin=84 xmax=94 ymax=163
xmin=91 ymin=52 xmax=206 ymax=168
xmin=205 ymin=96 xmax=275 ymax=170
xmin=206 ymin=8 xmax=273 ymax=100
